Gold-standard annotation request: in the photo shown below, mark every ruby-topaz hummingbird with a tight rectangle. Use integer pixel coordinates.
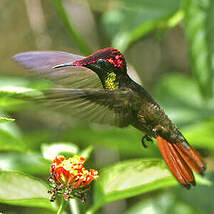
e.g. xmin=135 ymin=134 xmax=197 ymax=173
xmin=14 ymin=47 xmax=206 ymax=189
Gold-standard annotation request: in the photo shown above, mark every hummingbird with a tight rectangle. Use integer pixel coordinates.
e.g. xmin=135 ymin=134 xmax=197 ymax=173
xmin=14 ymin=47 xmax=206 ymax=189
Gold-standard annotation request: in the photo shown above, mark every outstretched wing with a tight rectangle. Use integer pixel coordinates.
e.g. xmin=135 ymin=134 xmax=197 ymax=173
xmin=13 ymin=51 xmax=103 ymax=89
xmin=13 ymin=51 xmax=139 ymax=127
xmin=40 ymin=88 xmax=137 ymax=127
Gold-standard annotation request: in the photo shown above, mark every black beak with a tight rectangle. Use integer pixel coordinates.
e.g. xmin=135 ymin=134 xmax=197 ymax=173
xmin=52 ymin=62 xmax=100 ymax=73
xmin=52 ymin=62 xmax=74 ymax=69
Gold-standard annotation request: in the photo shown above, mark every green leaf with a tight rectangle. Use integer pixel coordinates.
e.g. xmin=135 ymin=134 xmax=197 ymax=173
xmin=184 ymin=0 xmax=214 ymax=99
xmin=0 ymin=85 xmax=42 ymax=97
xmin=102 ymin=0 xmax=181 ymax=51
xmin=0 ymin=116 xmax=15 ymax=123
xmin=41 ymin=142 xmax=79 ymax=161
xmin=89 ymin=159 xmax=210 ymax=213
xmin=124 ymin=192 xmax=196 ymax=214
xmin=0 ymin=81 xmax=43 ymax=111
xmin=154 ymin=73 xmax=214 ymax=126
xmin=175 ymin=172 xmax=214 ymax=214
xmin=78 ymin=145 xmax=94 ymax=160
xmin=0 ymin=152 xmax=50 ymax=175
xmin=206 ymin=1 xmax=214 ymax=78
xmin=0 ymin=77 xmax=43 ymax=102
xmin=0 ymin=128 xmax=26 ymax=152
xmin=0 ymin=120 xmax=22 ymax=138
xmin=88 ymin=159 xmax=175 ymax=213
xmin=0 ymin=77 xmax=30 ymax=89
xmin=125 ymin=173 xmax=212 ymax=214
xmin=183 ymin=118 xmax=214 ymax=150
xmin=0 ymin=171 xmax=54 ymax=210
xmin=194 ymin=174 xmax=212 ymax=186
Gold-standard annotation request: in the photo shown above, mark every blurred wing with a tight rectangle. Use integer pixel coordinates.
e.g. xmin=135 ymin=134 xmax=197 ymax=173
xmin=13 ymin=51 xmax=103 ymax=89
xmin=41 ymin=88 xmax=136 ymax=127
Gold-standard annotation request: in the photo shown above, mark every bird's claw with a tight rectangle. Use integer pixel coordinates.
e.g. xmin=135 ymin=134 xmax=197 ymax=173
xmin=141 ymin=135 xmax=153 ymax=148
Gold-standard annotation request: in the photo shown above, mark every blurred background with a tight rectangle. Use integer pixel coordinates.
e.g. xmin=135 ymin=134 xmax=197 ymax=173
xmin=0 ymin=0 xmax=214 ymax=213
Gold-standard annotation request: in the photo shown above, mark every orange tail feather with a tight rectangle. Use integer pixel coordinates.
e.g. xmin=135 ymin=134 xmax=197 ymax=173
xmin=174 ymin=143 xmax=206 ymax=175
xmin=157 ymin=136 xmax=205 ymax=188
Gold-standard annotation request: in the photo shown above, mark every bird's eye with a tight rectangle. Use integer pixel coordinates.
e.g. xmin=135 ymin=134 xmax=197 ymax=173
xmin=97 ymin=59 xmax=112 ymax=70
xmin=97 ymin=59 xmax=107 ymax=65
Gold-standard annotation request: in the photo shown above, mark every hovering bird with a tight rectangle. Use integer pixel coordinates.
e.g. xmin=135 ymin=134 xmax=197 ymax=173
xmin=14 ymin=47 xmax=206 ymax=188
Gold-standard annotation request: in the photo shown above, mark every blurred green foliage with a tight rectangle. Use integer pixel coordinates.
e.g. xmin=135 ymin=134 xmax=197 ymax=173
xmin=0 ymin=0 xmax=214 ymax=213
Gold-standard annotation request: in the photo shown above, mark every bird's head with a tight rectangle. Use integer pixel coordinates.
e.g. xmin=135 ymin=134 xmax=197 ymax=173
xmin=54 ymin=47 xmax=126 ymax=73
xmin=53 ymin=47 xmax=127 ymax=90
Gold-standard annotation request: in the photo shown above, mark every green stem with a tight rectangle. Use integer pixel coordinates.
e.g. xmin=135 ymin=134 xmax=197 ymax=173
xmin=69 ymin=199 xmax=79 ymax=214
xmin=53 ymin=0 xmax=92 ymax=56
xmin=57 ymin=196 xmax=67 ymax=214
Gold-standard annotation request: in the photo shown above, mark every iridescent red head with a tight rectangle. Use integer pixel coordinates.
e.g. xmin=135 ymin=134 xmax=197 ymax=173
xmin=73 ymin=47 xmax=127 ymax=73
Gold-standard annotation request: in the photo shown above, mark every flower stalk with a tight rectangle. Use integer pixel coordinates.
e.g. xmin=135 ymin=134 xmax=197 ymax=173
xmin=57 ymin=195 xmax=67 ymax=214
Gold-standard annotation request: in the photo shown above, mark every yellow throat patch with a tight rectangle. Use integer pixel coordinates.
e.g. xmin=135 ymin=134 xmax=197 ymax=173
xmin=105 ymin=72 xmax=118 ymax=90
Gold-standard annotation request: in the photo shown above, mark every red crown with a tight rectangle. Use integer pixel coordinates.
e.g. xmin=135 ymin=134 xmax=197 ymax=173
xmin=73 ymin=47 xmax=127 ymax=72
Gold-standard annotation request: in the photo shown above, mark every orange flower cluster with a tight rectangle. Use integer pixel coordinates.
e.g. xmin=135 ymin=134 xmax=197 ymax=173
xmin=50 ymin=155 xmax=98 ymax=188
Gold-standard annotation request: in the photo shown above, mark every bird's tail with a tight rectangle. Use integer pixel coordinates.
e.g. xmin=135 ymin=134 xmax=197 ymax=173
xmin=156 ymin=136 xmax=206 ymax=189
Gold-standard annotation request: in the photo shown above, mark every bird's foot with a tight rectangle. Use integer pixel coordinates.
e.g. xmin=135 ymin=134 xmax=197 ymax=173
xmin=141 ymin=135 xmax=153 ymax=148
